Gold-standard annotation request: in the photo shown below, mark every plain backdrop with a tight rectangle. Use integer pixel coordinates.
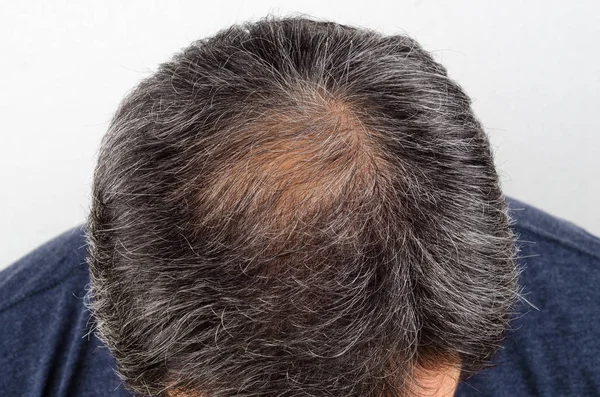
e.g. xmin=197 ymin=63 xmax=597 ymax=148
xmin=1 ymin=0 xmax=599 ymax=269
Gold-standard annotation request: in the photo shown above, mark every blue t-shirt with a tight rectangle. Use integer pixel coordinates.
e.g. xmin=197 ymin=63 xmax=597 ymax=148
xmin=1 ymin=196 xmax=599 ymax=396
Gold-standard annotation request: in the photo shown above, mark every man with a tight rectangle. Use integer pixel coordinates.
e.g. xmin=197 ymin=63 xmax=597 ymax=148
xmin=1 ymin=16 xmax=599 ymax=397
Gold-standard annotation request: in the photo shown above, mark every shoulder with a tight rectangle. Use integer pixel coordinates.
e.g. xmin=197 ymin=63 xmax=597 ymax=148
xmin=0 ymin=226 xmax=130 ymax=396
xmin=504 ymin=195 xmax=600 ymax=307
xmin=505 ymin=195 xmax=600 ymax=262
xmin=457 ymin=196 xmax=600 ymax=397
xmin=0 ymin=225 xmax=89 ymax=313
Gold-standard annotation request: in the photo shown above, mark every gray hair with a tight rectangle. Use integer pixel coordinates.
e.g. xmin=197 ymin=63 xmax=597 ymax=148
xmin=86 ymin=15 xmax=522 ymax=397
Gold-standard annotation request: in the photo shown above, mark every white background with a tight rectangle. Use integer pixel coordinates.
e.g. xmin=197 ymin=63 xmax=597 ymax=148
xmin=1 ymin=0 xmax=599 ymax=269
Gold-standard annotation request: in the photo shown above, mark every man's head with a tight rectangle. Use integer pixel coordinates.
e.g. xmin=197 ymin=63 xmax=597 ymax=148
xmin=86 ymin=15 xmax=521 ymax=397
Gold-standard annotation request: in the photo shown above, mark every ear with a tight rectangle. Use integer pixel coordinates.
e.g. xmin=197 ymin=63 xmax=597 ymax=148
xmin=409 ymin=362 xmax=462 ymax=397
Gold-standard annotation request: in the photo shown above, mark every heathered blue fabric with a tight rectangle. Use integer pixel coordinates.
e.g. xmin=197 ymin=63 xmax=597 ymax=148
xmin=1 ymin=196 xmax=599 ymax=396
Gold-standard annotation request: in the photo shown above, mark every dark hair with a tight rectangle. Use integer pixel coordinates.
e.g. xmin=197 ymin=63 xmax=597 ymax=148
xmin=86 ymin=14 xmax=521 ymax=397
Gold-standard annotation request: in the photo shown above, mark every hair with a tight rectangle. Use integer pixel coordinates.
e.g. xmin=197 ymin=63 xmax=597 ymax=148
xmin=86 ymin=14 xmax=522 ymax=397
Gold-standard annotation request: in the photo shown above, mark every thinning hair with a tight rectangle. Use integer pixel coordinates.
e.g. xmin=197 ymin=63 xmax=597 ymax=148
xmin=86 ymin=15 xmax=521 ymax=397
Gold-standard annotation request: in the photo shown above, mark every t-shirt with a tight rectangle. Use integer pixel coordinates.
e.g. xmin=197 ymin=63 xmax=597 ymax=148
xmin=1 ymin=196 xmax=599 ymax=397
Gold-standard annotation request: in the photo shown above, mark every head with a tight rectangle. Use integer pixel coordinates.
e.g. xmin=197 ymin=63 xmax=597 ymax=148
xmin=86 ymin=15 xmax=521 ymax=397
